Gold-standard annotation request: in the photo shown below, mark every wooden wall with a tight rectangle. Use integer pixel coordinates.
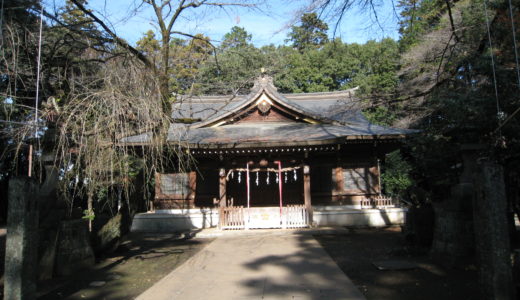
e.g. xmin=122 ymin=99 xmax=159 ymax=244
xmin=153 ymin=143 xmax=385 ymax=209
xmin=154 ymin=172 xmax=197 ymax=209
xmin=310 ymin=164 xmax=380 ymax=206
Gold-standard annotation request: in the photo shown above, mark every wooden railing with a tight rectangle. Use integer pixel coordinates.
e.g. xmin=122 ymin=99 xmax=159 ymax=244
xmin=283 ymin=205 xmax=308 ymax=228
xmin=219 ymin=206 xmax=245 ymax=230
xmin=361 ymin=196 xmax=395 ymax=209
xmin=219 ymin=205 xmax=309 ymax=230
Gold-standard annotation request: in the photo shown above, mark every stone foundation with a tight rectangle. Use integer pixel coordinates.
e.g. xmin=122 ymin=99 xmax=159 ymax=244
xmin=54 ymin=219 xmax=95 ymax=276
xmin=313 ymin=206 xmax=406 ymax=227
xmin=131 ymin=206 xmax=406 ymax=232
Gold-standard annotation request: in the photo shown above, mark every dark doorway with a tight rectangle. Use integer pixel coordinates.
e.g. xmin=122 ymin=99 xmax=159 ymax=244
xmin=227 ymin=168 xmax=303 ymax=207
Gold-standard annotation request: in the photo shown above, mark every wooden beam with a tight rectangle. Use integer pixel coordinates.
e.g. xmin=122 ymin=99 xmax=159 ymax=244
xmin=303 ymin=165 xmax=313 ymax=226
xmin=219 ymin=168 xmax=227 ymax=207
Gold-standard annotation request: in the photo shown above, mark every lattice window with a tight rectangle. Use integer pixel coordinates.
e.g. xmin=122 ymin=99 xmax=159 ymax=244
xmin=159 ymin=173 xmax=189 ymax=196
xmin=342 ymin=167 xmax=377 ymax=193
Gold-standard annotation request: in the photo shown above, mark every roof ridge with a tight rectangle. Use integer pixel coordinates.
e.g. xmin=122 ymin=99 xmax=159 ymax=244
xmin=176 ymin=88 xmax=358 ymax=101
xmin=282 ymin=87 xmax=359 ymax=97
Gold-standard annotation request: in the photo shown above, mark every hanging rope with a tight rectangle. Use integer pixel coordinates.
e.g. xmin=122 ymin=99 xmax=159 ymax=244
xmin=0 ymin=0 xmax=4 ymax=43
xmin=493 ymin=0 xmax=520 ymax=134
xmin=508 ymin=0 xmax=520 ymax=89
xmin=495 ymin=106 xmax=520 ymax=134
xmin=483 ymin=0 xmax=502 ymax=118
xmin=226 ymin=166 xmax=302 ymax=180
xmin=28 ymin=2 xmax=44 ymax=177
xmin=34 ymin=2 xmax=43 ymax=135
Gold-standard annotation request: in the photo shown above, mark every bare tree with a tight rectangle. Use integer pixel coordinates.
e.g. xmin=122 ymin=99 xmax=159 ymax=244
xmin=294 ymin=0 xmax=399 ymax=36
xmin=69 ymin=0 xmax=261 ymax=117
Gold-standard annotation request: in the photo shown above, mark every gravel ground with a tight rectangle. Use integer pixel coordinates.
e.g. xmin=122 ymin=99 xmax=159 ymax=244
xmin=315 ymin=227 xmax=481 ymax=300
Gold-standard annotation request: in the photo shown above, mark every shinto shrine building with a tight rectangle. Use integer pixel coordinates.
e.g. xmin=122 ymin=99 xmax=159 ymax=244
xmin=126 ymin=75 xmax=415 ymax=231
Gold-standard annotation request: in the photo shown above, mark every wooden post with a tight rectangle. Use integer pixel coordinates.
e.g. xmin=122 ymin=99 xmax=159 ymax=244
xmin=219 ymin=168 xmax=226 ymax=207
xmin=473 ymin=160 xmax=515 ymax=300
xmin=4 ymin=177 xmax=39 ymax=300
xmin=376 ymin=158 xmax=382 ymax=196
xmin=303 ymin=165 xmax=313 ymax=226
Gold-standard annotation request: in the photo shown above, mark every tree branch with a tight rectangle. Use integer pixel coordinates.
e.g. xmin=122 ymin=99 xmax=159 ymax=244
xmin=69 ymin=0 xmax=154 ymax=69
xmin=444 ymin=0 xmax=459 ymax=42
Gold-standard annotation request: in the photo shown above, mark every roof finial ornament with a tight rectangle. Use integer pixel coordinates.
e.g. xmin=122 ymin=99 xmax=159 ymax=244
xmin=253 ymin=67 xmax=276 ymax=91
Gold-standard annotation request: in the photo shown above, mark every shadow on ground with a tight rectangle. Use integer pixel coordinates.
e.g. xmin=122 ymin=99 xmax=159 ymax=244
xmin=37 ymin=232 xmax=211 ymax=300
xmin=239 ymin=233 xmax=363 ymax=299
xmin=235 ymin=228 xmax=480 ymax=300
xmin=314 ymin=228 xmax=481 ymax=300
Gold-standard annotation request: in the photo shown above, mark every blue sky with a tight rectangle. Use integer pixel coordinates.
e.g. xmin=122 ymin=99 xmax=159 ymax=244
xmin=49 ymin=0 xmax=401 ymax=46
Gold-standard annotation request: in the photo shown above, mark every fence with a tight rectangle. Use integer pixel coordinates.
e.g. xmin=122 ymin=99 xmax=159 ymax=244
xmin=219 ymin=206 xmax=245 ymax=230
xmin=283 ymin=205 xmax=308 ymax=228
xmin=219 ymin=205 xmax=309 ymax=230
xmin=360 ymin=196 xmax=395 ymax=209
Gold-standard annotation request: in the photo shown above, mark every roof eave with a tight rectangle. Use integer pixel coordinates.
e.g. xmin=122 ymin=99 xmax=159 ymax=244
xmin=170 ymin=135 xmax=406 ymax=149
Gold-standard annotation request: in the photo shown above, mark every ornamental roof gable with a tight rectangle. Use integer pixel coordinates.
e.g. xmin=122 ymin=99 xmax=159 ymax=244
xmin=187 ymin=75 xmax=343 ymax=129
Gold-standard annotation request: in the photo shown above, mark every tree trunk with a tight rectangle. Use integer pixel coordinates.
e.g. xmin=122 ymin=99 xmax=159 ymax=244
xmin=473 ymin=160 xmax=515 ymax=300
xmin=160 ymin=32 xmax=172 ymax=118
xmin=87 ymin=191 xmax=94 ymax=232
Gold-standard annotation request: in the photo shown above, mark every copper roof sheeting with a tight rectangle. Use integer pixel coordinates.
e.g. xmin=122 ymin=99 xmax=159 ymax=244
xmin=122 ymin=76 xmax=417 ymax=147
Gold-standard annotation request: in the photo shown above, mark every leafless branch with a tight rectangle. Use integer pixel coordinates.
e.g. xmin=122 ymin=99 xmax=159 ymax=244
xmin=69 ymin=0 xmax=153 ymax=68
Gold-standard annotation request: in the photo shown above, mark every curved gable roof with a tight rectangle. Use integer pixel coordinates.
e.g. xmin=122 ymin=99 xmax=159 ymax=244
xmin=185 ymin=75 xmax=347 ymax=128
xmin=121 ymin=76 xmax=418 ymax=146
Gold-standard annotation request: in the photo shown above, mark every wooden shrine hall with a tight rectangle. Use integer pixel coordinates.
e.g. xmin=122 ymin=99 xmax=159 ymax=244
xmin=126 ymin=75 xmax=416 ymax=231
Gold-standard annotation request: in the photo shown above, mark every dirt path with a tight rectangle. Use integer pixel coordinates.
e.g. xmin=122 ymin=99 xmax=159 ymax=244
xmin=315 ymin=227 xmax=481 ymax=300
xmin=137 ymin=233 xmax=365 ymax=300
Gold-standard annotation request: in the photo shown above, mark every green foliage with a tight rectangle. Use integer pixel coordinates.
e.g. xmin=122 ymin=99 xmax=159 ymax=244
xmin=136 ymin=30 xmax=161 ymax=61
xmin=195 ymin=16 xmax=399 ymax=96
xmin=363 ymin=106 xmax=398 ymax=126
xmin=137 ymin=32 xmax=212 ymax=94
xmin=272 ymin=38 xmax=400 ymax=94
xmin=82 ymin=209 xmax=95 ymax=221
xmin=197 ymin=27 xmax=269 ymax=94
xmin=381 ymin=151 xmax=414 ymax=199
xmin=346 ymin=39 xmax=400 ymax=95
xmin=287 ymin=13 xmax=329 ymax=52
xmin=397 ymin=0 xmax=446 ymax=52
xmin=395 ymin=0 xmax=520 ymax=202
xmin=221 ymin=26 xmax=252 ymax=50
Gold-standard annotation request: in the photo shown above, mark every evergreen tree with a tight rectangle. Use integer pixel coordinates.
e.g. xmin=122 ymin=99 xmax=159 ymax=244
xmin=287 ymin=13 xmax=329 ymax=52
xmin=198 ymin=27 xmax=265 ymax=94
xmin=397 ymin=0 xmax=446 ymax=52
xmin=221 ymin=26 xmax=252 ymax=50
